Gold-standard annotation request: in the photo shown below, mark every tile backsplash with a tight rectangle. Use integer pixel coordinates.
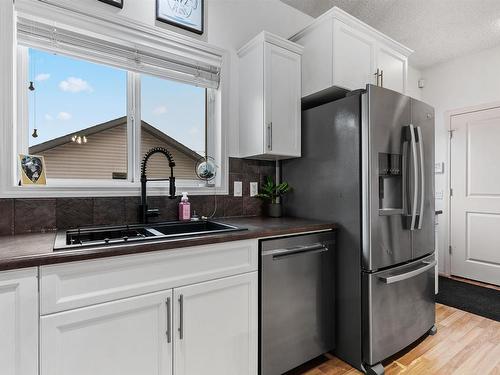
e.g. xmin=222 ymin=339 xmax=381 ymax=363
xmin=0 ymin=158 xmax=275 ymax=235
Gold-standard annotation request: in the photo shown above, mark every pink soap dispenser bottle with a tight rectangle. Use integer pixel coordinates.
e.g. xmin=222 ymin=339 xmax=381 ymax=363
xmin=178 ymin=192 xmax=191 ymax=221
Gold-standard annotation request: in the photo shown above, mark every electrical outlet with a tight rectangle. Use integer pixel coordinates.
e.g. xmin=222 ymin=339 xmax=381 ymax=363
xmin=250 ymin=182 xmax=258 ymax=197
xmin=234 ymin=181 xmax=242 ymax=197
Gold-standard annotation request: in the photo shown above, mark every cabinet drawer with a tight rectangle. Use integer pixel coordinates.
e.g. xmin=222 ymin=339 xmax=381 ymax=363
xmin=40 ymin=239 xmax=258 ymax=314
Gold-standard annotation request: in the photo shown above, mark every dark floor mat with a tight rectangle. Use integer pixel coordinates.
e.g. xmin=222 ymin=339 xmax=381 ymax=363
xmin=436 ymin=276 xmax=500 ymax=322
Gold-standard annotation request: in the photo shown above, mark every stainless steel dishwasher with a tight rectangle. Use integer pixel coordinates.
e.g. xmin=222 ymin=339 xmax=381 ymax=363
xmin=260 ymin=231 xmax=335 ymax=375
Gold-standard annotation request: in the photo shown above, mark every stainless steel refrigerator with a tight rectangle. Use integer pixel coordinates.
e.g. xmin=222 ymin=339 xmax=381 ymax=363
xmin=283 ymin=85 xmax=436 ymax=375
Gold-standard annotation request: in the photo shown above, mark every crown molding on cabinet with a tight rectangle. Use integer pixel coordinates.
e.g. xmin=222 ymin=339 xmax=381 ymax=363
xmin=289 ymin=6 xmax=413 ymax=58
xmin=237 ymin=31 xmax=304 ymax=57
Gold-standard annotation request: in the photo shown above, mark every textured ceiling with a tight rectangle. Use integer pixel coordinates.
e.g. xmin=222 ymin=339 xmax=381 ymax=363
xmin=280 ymin=0 xmax=500 ymax=69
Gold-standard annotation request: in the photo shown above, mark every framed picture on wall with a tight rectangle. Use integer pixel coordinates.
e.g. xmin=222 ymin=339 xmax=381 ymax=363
xmin=156 ymin=0 xmax=204 ymax=35
xmin=98 ymin=0 xmax=123 ymax=9
xmin=18 ymin=154 xmax=47 ymax=186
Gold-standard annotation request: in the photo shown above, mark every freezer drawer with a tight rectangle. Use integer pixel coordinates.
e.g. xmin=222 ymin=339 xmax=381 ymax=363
xmin=362 ymin=254 xmax=435 ymax=365
xmin=260 ymin=232 xmax=335 ymax=375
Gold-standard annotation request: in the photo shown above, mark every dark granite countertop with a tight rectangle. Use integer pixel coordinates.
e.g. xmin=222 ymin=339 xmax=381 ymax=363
xmin=0 ymin=217 xmax=335 ymax=271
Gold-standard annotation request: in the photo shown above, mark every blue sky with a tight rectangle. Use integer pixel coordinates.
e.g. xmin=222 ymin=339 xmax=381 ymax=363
xmin=28 ymin=49 xmax=206 ymax=154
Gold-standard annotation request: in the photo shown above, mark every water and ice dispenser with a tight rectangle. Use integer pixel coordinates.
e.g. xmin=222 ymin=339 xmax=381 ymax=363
xmin=378 ymin=153 xmax=403 ymax=215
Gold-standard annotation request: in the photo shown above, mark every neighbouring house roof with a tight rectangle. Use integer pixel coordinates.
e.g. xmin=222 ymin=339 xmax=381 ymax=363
xmin=29 ymin=116 xmax=203 ymax=161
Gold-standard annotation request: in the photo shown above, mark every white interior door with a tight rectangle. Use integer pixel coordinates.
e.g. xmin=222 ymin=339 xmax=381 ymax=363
xmin=41 ymin=290 xmax=173 ymax=375
xmin=173 ymin=272 xmax=257 ymax=375
xmin=450 ymin=106 xmax=500 ymax=285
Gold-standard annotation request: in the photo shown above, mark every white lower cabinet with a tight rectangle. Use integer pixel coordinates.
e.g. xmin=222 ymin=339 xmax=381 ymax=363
xmin=174 ymin=272 xmax=258 ymax=375
xmin=40 ymin=271 xmax=258 ymax=375
xmin=41 ymin=290 xmax=173 ymax=375
xmin=0 ymin=268 xmax=38 ymax=375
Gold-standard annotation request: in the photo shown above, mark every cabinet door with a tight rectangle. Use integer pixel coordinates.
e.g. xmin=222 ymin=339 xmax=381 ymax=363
xmin=41 ymin=290 xmax=173 ymax=375
xmin=174 ymin=272 xmax=258 ymax=375
xmin=264 ymin=43 xmax=301 ymax=158
xmin=376 ymin=46 xmax=407 ymax=94
xmin=332 ymin=19 xmax=376 ymax=91
xmin=0 ymin=268 xmax=38 ymax=375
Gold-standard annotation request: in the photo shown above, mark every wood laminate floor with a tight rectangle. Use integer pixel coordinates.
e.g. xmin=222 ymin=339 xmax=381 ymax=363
xmin=293 ymin=304 xmax=500 ymax=375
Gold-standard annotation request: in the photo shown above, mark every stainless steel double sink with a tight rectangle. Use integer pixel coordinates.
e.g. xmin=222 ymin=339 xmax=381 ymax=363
xmin=54 ymin=220 xmax=245 ymax=250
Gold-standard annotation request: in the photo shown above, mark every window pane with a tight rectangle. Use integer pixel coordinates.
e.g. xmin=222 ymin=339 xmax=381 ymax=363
xmin=27 ymin=48 xmax=127 ymax=180
xmin=141 ymin=74 xmax=206 ymax=180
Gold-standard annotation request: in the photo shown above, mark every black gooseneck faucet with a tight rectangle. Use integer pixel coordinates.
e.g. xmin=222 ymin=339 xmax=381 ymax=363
xmin=140 ymin=147 xmax=176 ymax=224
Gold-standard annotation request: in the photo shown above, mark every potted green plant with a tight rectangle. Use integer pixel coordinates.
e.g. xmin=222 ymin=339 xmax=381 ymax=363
xmin=256 ymin=176 xmax=292 ymax=218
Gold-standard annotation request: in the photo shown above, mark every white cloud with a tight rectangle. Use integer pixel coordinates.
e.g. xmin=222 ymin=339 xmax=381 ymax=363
xmin=35 ymin=73 xmax=50 ymax=82
xmin=57 ymin=112 xmax=72 ymax=121
xmin=153 ymin=105 xmax=167 ymax=115
xmin=44 ymin=114 xmax=53 ymax=121
xmin=59 ymin=77 xmax=93 ymax=93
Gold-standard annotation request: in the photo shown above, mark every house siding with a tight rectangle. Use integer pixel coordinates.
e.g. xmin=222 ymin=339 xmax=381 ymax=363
xmin=36 ymin=124 xmax=199 ymax=180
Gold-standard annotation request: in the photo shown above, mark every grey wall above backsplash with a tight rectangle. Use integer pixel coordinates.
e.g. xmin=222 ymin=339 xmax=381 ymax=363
xmin=0 ymin=158 xmax=276 ymax=236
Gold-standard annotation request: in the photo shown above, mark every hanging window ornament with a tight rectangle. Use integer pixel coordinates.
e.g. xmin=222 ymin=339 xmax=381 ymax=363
xmin=30 ymin=50 xmax=39 ymax=139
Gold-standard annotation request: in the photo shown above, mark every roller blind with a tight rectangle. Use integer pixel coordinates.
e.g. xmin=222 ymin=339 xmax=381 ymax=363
xmin=17 ymin=18 xmax=221 ymax=89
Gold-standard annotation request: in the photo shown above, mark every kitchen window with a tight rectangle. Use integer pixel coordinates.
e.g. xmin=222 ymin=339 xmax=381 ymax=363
xmin=25 ymin=48 xmax=129 ymax=180
xmin=5 ymin=12 xmax=225 ymax=197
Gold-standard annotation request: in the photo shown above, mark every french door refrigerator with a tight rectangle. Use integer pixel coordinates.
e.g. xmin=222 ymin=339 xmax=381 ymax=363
xmin=282 ymin=85 xmax=436 ymax=375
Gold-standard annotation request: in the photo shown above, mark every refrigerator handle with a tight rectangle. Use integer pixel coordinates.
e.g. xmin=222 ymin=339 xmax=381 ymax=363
xmin=409 ymin=124 xmax=418 ymax=231
xmin=417 ymin=126 xmax=425 ymax=230
xmin=377 ymin=260 xmax=436 ymax=284
xmin=402 ymin=140 xmax=408 ymax=217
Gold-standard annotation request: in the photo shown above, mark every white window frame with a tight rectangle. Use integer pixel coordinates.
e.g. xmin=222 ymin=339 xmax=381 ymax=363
xmin=0 ymin=0 xmax=229 ymax=198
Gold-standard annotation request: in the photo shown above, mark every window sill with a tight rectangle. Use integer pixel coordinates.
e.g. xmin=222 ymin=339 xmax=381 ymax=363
xmin=0 ymin=179 xmax=228 ymax=198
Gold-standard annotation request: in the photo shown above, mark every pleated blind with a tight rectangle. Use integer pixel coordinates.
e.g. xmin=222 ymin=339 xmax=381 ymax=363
xmin=17 ymin=18 xmax=221 ymax=89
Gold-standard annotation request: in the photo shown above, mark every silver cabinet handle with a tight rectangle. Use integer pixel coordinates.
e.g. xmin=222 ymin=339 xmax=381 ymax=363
xmin=374 ymin=68 xmax=380 ymax=86
xmin=378 ymin=260 xmax=436 ymax=284
xmin=417 ymin=126 xmax=425 ymax=230
xmin=166 ymin=297 xmax=171 ymax=343
xmin=374 ymin=68 xmax=384 ymax=86
xmin=409 ymin=124 xmax=418 ymax=231
xmin=178 ymin=294 xmax=184 ymax=340
xmin=267 ymin=122 xmax=273 ymax=151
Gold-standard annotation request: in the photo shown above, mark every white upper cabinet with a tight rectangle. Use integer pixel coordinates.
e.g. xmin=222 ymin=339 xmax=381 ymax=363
xmin=332 ymin=19 xmax=376 ymax=92
xmin=0 ymin=268 xmax=38 ymax=375
xmin=376 ymin=45 xmax=407 ymax=93
xmin=290 ymin=7 xmax=412 ymax=96
xmin=238 ymin=32 xmax=303 ymax=160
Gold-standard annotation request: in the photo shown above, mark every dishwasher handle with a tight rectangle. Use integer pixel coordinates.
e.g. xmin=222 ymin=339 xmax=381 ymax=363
xmin=267 ymin=243 xmax=329 ymax=260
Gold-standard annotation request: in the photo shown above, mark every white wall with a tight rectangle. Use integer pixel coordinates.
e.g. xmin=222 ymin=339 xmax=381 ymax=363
xmin=57 ymin=0 xmax=312 ymax=157
xmin=420 ymin=44 xmax=500 ymax=273
xmin=406 ymin=65 xmax=422 ymax=101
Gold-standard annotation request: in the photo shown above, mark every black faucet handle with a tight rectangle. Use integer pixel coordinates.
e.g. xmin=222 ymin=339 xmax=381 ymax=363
xmin=169 ymin=177 xmax=176 ymax=199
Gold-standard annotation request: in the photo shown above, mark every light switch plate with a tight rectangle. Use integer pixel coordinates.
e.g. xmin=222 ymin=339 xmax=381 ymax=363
xmin=250 ymin=182 xmax=258 ymax=197
xmin=435 ymin=162 xmax=444 ymax=174
xmin=234 ymin=181 xmax=242 ymax=197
